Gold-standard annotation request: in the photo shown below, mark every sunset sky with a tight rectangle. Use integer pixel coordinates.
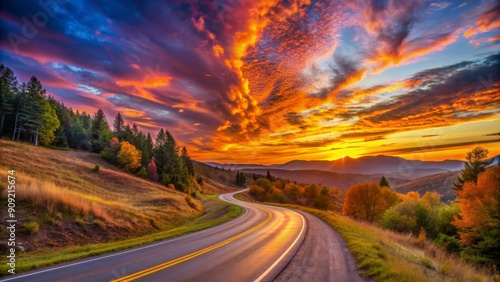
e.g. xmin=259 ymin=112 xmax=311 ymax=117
xmin=1 ymin=0 xmax=499 ymax=164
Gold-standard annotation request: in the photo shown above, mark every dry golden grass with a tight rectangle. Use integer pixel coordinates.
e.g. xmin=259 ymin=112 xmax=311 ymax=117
xmin=0 ymin=139 xmax=202 ymax=233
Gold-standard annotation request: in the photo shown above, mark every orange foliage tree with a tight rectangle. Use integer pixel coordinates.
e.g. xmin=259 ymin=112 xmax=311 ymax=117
xmin=117 ymin=141 xmax=142 ymax=172
xmin=453 ymin=165 xmax=500 ymax=266
xmin=342 ymin=182 xmax=398 ymax=223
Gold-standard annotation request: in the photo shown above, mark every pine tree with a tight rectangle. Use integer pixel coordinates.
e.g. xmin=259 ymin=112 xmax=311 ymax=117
xmin=24 ymin=76 xmax=47 ymax=145
xmin=113 ymin=112 xmax=125 ymax=138
xmin=379 ymin=176 xmax=390 ymax=188
xmin=266 ymin=170 xmax=273 ymax=182
xmin=154 ymin=128 xmax=189 ymax=191
xmin=141 ymin=132 xmax=153 ymax=167
xmin=181 ymin=147 xmax=194 ymax=176
xmin=453 ymin=146 xmax=491 ymax=190
xmin=90 ymin=109 xmax=111 ymax=152
xmin=0 ymin=65 xmax=16 ymax=135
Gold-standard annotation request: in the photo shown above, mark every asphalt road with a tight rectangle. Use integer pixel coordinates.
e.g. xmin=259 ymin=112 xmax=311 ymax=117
xmin=1 ymin=190 xmax=307 ymax=282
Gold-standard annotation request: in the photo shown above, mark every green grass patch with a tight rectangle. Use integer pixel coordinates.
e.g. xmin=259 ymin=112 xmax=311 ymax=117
xmin=0 ymin=196 xmax=243 ymax=275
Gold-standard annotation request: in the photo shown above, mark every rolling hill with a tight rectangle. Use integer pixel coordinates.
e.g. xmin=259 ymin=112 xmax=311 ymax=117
xmin=394 ymin=171 xmax=460 ymax=203
xmin=241 ymin=168 xmax=407 ymax=189
xmin=208 ymin=155 xmax=465 ymax=180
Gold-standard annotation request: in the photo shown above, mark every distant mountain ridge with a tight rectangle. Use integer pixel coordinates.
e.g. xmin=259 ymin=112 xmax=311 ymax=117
xmin=206 ymin=155 xmax=468 ymax=180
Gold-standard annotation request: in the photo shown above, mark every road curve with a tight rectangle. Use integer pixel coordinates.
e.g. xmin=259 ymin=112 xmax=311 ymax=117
xmin=0 ymin=190 xmax=306 ymax=282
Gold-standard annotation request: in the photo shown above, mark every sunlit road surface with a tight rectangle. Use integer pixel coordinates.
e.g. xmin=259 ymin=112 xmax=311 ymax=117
xmin=0 ymin=190 xmax=306 ymax=282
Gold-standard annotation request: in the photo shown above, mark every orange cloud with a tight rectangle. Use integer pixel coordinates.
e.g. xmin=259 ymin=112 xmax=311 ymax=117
xmin=464 ymin=2 xmax=500 ymax=38
xmin=212 ymin=44 xmax=224 ymax=57
xmin=121 ymin=108 xmax=146 ymax=118
xmin=117 ymin=76 xmax=171 ymax=88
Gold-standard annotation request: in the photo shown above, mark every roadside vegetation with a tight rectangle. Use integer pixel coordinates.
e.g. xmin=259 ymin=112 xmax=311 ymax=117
xmin=244 ymin=145 xmax=499 ymax=280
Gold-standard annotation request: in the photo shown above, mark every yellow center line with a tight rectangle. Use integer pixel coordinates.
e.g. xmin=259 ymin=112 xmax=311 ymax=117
xmin=111 ymin=205 xmax=273 ymax=282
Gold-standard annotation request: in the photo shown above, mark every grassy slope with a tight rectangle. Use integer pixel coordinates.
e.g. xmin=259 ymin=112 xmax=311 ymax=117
xmin=0 ymin=140 xmax=243 ymax=274
xmin=193 ymin=162 xmax=239 ymax=194
xmin=234 ymin=192 xmax=493 ymax=282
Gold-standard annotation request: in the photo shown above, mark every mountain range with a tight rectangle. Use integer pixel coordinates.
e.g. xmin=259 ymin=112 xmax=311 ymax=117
xmin=206 ymin=155 xmax=467 ymax=180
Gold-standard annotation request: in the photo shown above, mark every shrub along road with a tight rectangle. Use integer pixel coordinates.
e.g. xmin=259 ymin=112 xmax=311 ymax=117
xmin=0 ymin=190 xmax=365 ymax=282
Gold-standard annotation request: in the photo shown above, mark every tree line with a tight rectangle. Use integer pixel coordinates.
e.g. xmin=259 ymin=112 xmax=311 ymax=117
xmin=0 ymin=64 xmax=194 ymax=192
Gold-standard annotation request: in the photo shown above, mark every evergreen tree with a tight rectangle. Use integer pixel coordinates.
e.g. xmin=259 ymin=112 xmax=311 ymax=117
xmin=141 ymin=132 xmax=153 ymax=167
xmin=236 ymin=171 xmax=241 ymax=186
xmin=0 ymin=65 xmax=16 ymax=135
xmin=69 ymin=116 xmax=90 ymax=150
xmin=90 ymin=109 xmax=111 ymax=152
xmin=266 ymin=170 xmax=273 ymax=182
xmin=113 ymin=112 xmax=125 ymax=139
xmin=379 ymin=176 xmax=390 ymax=188
xmin=154 ymin=129 xmax=189 ymax=191
xmin=454 ymin=146 xmax=491 ymax=190
xmin=181 ymin=147 xmax=194 ymax=176
xmin=24 ymin=76 xmax=47 ymax=145
xmin=123 ymin=124 xmax=133 ymax=143
xmin=236 ymin=171 xmax=246 ymax=187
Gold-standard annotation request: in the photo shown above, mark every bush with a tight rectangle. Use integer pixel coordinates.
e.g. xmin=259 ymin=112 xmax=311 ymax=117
xmin=92 ymin=165 xmax=100 ymax=172
xmin=136 ymin=167 xmax=148 ymax=179
xmin=190 ymin=191 xmax=197 ymax=199
xmin=22 ymin=221 xmax=39 ymax=234
xmin=435 ymin=234 xmax=462 ymax=253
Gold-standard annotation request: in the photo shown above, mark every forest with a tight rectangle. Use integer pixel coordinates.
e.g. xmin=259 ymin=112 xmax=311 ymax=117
xmin=0 ymin=64 xmax=194 ymax=192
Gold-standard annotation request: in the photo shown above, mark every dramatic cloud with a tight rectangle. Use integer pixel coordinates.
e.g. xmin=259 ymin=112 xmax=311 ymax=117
xmin=1 ymin=0 xmax=499 ymax=164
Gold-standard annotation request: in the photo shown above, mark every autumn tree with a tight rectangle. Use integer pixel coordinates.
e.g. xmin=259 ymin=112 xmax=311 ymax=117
xmin=453 ymin=146 xmax=491 ymax=190
xmin=38 ymin=101 xmax=60 ymax=145
xmin=313 ymin=186 xmax=331 ymax=210
xmin=147 ymin=156 xmax=159 ymax=181
xmin=342 ymin=182 xmax=397 ymax=223
xmin=453 ymin=165 xmax=500 ymax=267
xmin=117 ymin=141 xmax=142 ymax=172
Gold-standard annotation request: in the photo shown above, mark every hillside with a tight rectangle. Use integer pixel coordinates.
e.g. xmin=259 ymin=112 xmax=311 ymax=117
xmin=241 ymin=168 xmax=407 ymax=189
xmin=193 ymin=162 xmax=240 ymax=194
xmin=395 ymin=171 xmax=460 ymax=202
xmin=0 ymin=139 xmax=205 ymax=252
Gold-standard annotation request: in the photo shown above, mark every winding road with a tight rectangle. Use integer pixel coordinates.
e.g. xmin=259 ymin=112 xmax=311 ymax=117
xmin=1 ymin=190 xmax=365 ymax=282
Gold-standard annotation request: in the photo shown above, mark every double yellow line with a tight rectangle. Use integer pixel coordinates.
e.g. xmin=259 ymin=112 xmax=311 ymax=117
xmin=111 ymin=206 xmax=272 ymax=282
